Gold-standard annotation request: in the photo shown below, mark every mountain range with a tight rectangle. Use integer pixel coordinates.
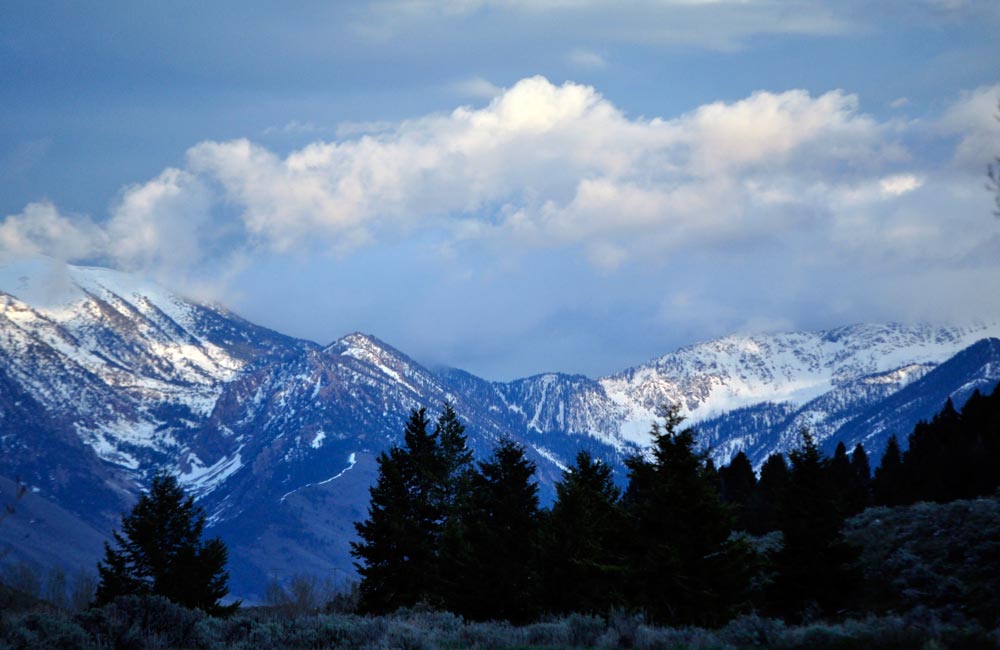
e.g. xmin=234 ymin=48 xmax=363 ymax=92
xmin=2 ymin=256 xmax=999 ymax=600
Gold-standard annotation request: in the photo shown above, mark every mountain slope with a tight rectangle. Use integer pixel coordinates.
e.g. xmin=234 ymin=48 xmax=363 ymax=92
xmin=2 ymin=258 xmax=999 ymax=600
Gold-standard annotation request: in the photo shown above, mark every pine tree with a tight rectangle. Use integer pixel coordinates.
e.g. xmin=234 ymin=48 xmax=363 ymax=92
xmin=352 ymin=408 xmax=441 ymax=613
xmin=623 ymin=404 xmax=750 ymax=626
xmin=433 ymin=403 xmax=474 ymax=516
xmin=353 ymin=404 xmax=476 ymax=614
xmin=541 ymin=450 xmax=626 ymax=614
xmin=770 ymin=431 xmax=857 ymax=619
xmin=442 ymin=438 xmax=541 ymax=622
xmin=872 ymin=434 xmax=904 ymax=506
xmin=827 ymin=441 xmax=854 ymax=517
xmin=719 ymin=451 xmax=757 ymax=531
xmin=746 ymin=453 xmax=788 ymax=534
xmin=847 ymin=444 xmax=872 ymax=514
xmin=95 ymin=472 xmax=237 ymax=616
xmin=428 ymin=403 xmax=474 ymax=603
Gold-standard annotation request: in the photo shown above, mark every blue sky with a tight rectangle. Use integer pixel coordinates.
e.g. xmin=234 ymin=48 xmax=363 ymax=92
xmin=2 ymin=0 xmax=999 ymax=379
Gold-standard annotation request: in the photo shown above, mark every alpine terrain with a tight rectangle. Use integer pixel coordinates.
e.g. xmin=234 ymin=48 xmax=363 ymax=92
xmin=2 ymin=256 xmax=999 ymax=599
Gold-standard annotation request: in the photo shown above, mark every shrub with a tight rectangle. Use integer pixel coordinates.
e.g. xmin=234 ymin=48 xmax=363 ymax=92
xmin=0 ymin=611 xmax=92 ymax=650
xmin=565 ymin=612 xmax=606 ymax=647
xmin=721 ymin=613 xmax=785 ymax=647
xmin=76 ymin=594 xmax=204 ymax=650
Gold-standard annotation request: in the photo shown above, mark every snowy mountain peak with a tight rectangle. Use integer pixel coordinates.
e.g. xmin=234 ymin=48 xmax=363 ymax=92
xmin=597 ymin=322 xmax=1000 ymax=447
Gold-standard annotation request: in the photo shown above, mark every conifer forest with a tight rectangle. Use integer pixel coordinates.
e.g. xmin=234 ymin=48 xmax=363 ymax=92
xmin=3 ymin=383 xmax=1000 ymax=649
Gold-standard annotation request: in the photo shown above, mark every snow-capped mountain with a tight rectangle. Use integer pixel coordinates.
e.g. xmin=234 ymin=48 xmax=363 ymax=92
xmin=0 ymin=257 xmax=309 ymax=528
xmin=480 ymin=323 xmax=1000 ymax=470
xmin=2 ymin=257 xmax=999 ymax=600
xmin=596 ymin=323 xmax=1000 ymax=448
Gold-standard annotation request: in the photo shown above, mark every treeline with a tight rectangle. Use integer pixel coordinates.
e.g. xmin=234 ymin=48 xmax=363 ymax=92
xmin=353 ymin=382 xmax=1000 ymax=626
xmin=872 ymin=387 xmax=1000 ymax=506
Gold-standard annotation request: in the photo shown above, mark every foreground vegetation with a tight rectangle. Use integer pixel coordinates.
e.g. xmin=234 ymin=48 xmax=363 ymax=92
xmin=2 ymin=594 xmax=999 ymax=650
xmin=3 ymin=492 xmax=1000 ymax=649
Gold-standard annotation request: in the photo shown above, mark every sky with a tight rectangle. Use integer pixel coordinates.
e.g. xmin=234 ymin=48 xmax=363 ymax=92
xmin=1 ymin=0 xmax=999 ymax=380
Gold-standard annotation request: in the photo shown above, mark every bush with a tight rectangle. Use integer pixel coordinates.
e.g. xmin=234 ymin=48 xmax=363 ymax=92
xmin=76 ymin=594 xmax=205 ymax=650
xmin=325 ymin=580 xmax=362 ymax=614
xmin=565 ymin=612 xmax=606 ymax=647
xmin=721 ymin=613 xmax=785 ymax=647
xmin=0 ymin=611 xmax=91 ymax=650
xmin=843 ymin=496 xmax=1000 ymax=623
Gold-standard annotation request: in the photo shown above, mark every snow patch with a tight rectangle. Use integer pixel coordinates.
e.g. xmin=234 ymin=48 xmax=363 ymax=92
xmin=178 ymin=452 xmax=244 ymax=496
xmin=280 ymin=452 xmax=357 ymax=503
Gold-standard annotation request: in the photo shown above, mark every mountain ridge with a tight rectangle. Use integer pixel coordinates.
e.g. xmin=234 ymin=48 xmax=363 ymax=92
xmin=2 ymin=257 xmax=999 ymax=599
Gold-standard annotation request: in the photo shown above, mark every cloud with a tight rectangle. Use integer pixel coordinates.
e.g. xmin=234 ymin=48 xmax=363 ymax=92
xmin=6 ymin=76 xmax=991 ymax=271
xmin=363 ymin=0 xmax=854 ymax=50
xmin=3 ymin=76 xmax=998 ymax=354
xmin=937 ymin=83 xmax=1000 ymax=171
xmin=453 ymin=77 xmax=503 ymax=99
xmin=106 ymin=167 xmax=222 ymax=276
xmin=0 ymin=202 xmax=107 ymax=261
xmin=566 ymin=49 xmax=607 ymax=69
xmin=262 ymin=120 xmax=334 ymax=136
xmin=880 ymin=174 xmax=924 ymax=197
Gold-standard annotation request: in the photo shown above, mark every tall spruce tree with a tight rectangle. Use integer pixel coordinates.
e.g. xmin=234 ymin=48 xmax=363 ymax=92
xmin=770 ymin=431 xmax=857 ymax=619
xmin=441 ymin=438 xmax=541 ymax=622
xmin=847 ymin=444 xmax=872 ymax=514
xmin=352 ymin=408 xmax=443 ymax=613
xmin=433 ymin=403 xmax=474 ymax=516
xmin=827 ymin=441 xmax=854 ymax=517
xmin=541 ymin=450 xmax=626 ymax=615
xmin=428 ymin=403 xmax=474 ymax=603
xmin=623 ymin=404 xmax=750 ymax=626
xmin=746 ymin=453 xmax=789 ymax=534
xmin=872 ymin=434 xmax=904 ymax=506
xmin=719 ymin=451 xmax=757 ymax=531
xmin=95 ymin=472 xmax=237 ymax=615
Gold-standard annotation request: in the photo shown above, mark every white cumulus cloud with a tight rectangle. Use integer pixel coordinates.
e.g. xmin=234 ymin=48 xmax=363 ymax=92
xmin=0 ymin=202 xmax=107 ymax=262
xmin=1 ymin=76 xmax=996 ymax=310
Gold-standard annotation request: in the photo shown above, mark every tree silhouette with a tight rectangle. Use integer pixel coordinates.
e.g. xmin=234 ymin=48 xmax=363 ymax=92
xmin=353 ymin=404 xmax=475 ymax=613
xmin=442 ymin=438 xmax=541 ymax=622
xmin=873 ymin=434 xmax=905 ymax=506
xmin=847 ymin=443 xmax=872 ymax=514
xmin=541 ymin=450 xmax=626 ymax=614
xmin=770 ymin=431 xmax=857 ymax=619
xmin=623 ymin=404 xmax=750 ymax=625
xmin=719 ymin=451 xmax=757 ymax=531
xmin=352 ymin=408 xmax=440 ymax=612
xmin=95 ymin=472 xmax=237 ymax=615
xmin=746 ymin=453 xmax=789 ymax=534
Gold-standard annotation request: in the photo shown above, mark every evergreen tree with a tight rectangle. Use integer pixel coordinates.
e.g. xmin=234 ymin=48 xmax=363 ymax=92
xmin=428 ymin=403 xmax=474 ymax=603
xmin=623 ymin=404 xmax=750 ymax=626
xmin=719 ymin=451 xmax=757 ymax=531
xmin=352 ymin=408 xmax=444 ymax=613
xmin=541 ymin=451 xmax=626 ymax=614
xmin=902 ymin=399 xmax=961 ymax=502
xmin=746 ymin=453 xmax=788 ymax=534
xmin=442 ymin=438 xmax=541 ymax=622
xmin=959 ymin=385 xmax=1000 ymax=497
xmin=770 ymin=431 xmax=857 ymax=619
xmin=433 ymin=403 xmax=474 ymax=516
xmin=872 ymin=435 xmax=904 ymax=506
xmin=847 ymin=444 xmax=872 ymax=514
xmin=827 ymin=441 xmax=854 ymax=517
xmin=95 ymin=472 xmax=237 ymax=616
